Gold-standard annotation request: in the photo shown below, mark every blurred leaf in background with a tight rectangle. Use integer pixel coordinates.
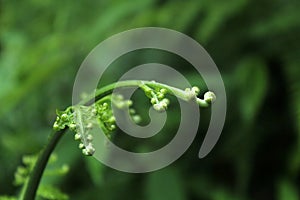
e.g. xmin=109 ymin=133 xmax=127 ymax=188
xmin=0 ymin=0 xmax=300 ymax=199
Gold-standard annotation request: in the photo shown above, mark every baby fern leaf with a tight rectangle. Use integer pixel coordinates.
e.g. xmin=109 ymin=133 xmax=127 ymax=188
xmin=53 ymin=80 xmax=215 ymax=157
xmin=54 ymin=93 xmax=141 ymax=156
xmin=22 ymin=80 xmax=215 ymax=200
xmin=73 ymin=105 xmax=97 ymax=156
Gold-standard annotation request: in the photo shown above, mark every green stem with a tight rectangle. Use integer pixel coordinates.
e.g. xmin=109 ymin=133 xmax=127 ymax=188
xmin=22 ymin=80 xmax=212 ymax=200
xmin=22 ymin=129 xmax=66 ymax=200
xmin=80 ymin=80 xmax=210 ymax=107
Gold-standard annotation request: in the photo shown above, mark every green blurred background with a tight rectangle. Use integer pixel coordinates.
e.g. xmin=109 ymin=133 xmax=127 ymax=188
xmin=1 ymin=0 xmax=300 ymax=199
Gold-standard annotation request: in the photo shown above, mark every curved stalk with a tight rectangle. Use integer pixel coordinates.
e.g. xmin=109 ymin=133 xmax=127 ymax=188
xmin=81 ymin=80 xmax=211 ymax=107
xmin=22 ymin=80 xmax=214 ymax=200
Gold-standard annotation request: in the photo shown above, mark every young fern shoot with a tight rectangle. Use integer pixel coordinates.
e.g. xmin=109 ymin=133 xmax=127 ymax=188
xmin=53 ymin=80 xmax=216 ymax=156
xmin=22 ymin=80 xmax=215 ymax=200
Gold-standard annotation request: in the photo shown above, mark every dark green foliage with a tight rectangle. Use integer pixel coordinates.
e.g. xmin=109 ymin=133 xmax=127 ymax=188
xmin=0 ymin=0 xmax=299 ymax=199
xmin=0 ymin=154 xmax=69 ymax=200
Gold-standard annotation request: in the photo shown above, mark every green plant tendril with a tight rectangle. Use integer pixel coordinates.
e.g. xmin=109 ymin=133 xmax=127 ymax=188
xmin=22 ymin=80 xmax=215 ymax=200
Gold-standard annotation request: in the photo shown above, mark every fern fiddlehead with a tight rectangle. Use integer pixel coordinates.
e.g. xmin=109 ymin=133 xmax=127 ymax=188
xmin=22 ymin=80 xmax=215 ymax=200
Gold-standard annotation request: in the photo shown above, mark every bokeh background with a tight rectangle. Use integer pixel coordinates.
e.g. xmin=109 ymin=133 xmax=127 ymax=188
xmin=1 ymin=0 xmax=300 ymax=199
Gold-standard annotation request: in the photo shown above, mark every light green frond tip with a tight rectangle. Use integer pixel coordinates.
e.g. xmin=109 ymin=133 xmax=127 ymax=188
xmin=52 ymin=81 xmax=215 ymax=157
xmin=140 ymin=83 xmax=170 ymax=112
xmin=53 ymin=107 xmax=76 ymax=131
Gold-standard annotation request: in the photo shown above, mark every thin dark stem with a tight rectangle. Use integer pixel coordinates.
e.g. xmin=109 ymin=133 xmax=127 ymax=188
xmin=23 ymin=129 xmax=67 ymax=200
